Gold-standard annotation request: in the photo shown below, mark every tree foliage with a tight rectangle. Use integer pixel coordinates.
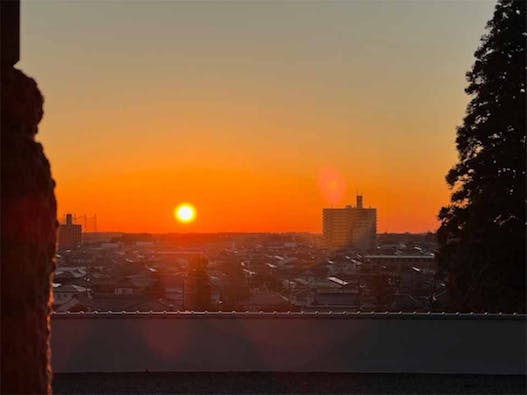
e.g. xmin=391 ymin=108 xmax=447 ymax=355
xmin=370 ymin=274 xmax=395 ymax=311
xmin=186 ymin=255 xmax=212 ymax=311
xmin=437 ymin=0 xmax=526 ymax=312
xmin=220 ymin=261 xmax=250 ymax=310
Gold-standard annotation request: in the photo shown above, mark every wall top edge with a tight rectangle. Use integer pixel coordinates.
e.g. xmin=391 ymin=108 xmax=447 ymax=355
xmin=51 ymin=311 xmax=527 ymax=320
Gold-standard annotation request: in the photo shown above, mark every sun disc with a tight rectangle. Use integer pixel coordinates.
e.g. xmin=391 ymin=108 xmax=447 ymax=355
xmin=174 ymin=203 xmax=196 ymax=224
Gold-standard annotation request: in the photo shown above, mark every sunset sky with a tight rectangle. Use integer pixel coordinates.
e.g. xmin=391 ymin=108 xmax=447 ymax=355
xmin=20 ymin=0 xmax=495 ymax=233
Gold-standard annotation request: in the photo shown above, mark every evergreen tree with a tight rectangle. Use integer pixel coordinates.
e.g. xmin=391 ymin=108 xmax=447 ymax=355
xmin=371 ymin=274 xmax=395 ymax=312
xmin=186 ymin=255 xmax=212 ymax=311
xmin=437 ymin=0 xmax=526 ymax=313
xmin=221 ymin=261 xmax=250 ymax=311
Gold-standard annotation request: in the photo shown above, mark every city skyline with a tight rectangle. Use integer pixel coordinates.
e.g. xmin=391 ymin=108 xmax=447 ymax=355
xmin=20 ymin=1 xmax=495 ymax=233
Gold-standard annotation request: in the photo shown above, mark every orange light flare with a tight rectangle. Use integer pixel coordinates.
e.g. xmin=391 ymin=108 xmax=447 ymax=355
xmin=318 ymin=167 xmax=347 ymax=206
xmin=174 ymin=203 xmax=197 ymax=224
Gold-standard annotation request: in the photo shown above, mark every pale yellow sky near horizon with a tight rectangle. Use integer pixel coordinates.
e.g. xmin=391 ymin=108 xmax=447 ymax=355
xmin=19 ymin=0 xmax=496 ymax=233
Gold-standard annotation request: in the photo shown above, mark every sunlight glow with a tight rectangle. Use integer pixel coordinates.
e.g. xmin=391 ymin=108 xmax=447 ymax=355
xmin=318 ymin=167 xmax=347 ymax=205
xmin=174 ymin=203 xmax=196 ymax=224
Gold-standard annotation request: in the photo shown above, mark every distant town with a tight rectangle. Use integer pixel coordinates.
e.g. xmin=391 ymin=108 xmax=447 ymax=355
xmin=53 ymin=195 xmax=443 ymax=314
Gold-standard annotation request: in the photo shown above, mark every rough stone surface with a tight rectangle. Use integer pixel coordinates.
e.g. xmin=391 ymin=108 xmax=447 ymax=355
xmin=1 ymin=66 xmax=57 ymax=394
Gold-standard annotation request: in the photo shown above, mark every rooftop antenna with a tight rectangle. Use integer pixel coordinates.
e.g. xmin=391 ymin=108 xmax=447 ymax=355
xmin=356 ymin=192 xmax=363 ymax=209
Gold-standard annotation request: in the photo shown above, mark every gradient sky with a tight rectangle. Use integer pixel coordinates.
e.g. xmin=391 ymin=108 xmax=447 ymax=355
xmin=20 ymin=0 xmax=496 ymax=233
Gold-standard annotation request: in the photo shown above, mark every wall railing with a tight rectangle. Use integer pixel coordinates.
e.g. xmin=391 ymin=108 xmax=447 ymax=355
xmin=51 ymin=312 xmax=526 ymax=375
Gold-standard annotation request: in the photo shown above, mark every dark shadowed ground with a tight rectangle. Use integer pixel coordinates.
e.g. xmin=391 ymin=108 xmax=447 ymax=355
xmin=53 ymin=372 xmax=526 ymax=395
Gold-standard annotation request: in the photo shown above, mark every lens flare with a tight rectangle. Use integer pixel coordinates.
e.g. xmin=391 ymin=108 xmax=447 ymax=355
xmin=318 ymin=167 xmax=347 ymax=205
xmin=174 ymin=203 xmax=196 ymax=224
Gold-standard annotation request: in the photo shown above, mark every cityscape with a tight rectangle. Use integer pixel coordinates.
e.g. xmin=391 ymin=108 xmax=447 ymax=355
xmin=54 ymin=195 xmax=440 ymax=314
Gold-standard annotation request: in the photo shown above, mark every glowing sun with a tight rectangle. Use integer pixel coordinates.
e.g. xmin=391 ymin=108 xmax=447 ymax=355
xmin=174 ymin=203 xmax=196 ymax=224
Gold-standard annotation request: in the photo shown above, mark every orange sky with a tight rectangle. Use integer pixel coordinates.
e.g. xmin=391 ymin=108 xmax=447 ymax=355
xmin=19 ymin=1 xmax=496 ymax=233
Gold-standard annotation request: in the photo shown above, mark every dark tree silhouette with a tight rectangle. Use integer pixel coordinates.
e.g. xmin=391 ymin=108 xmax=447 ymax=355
xmin=370 ymin=274 xmax=394 ymax=311
xmin=221 ymin=261 xmax=250 ymax=311
xmin=437 ymin=0 xmax=526 ymax=313
xmin=185 ymin=255 xmax=212 ymax=311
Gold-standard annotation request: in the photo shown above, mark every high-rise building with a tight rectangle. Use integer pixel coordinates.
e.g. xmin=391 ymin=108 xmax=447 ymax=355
xmin=322 ymin=195 xmax=377 ymax=251
xmin=57 ymin=214 xmax=82 ymax=251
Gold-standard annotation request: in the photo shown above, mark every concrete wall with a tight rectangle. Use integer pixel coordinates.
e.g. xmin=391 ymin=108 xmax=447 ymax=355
xmin=51 ymin=312 xmax=526 ymax=375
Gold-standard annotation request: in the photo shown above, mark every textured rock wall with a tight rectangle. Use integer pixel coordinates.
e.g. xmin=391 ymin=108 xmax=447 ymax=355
xmin=1 ymin=66 xmax=57 ymax=394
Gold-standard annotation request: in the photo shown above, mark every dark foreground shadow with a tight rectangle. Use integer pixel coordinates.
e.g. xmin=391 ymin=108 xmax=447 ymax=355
xmin=53 ymin=372 xmax=526 ymax=395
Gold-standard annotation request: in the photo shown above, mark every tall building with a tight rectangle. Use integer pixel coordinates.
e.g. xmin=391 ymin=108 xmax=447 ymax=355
xmin=322 ymin=195 xmax=377 ymax=251
xmin=57 ymin=214 xmax=82 ymax=251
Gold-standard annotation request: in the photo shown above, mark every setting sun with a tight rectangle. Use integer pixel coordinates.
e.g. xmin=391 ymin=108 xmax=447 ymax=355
xmin=29 ymin=1 xmax=498 ymax=234
xmin=174 ymin=203 xmax=196 ymax=224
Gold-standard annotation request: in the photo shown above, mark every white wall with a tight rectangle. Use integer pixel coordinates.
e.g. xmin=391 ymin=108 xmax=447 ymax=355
xmin=51 ymin=312 xmax=526 ymax=375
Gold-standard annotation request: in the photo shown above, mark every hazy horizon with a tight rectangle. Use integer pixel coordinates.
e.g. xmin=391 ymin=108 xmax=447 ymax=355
xmin=20 ymin=0 xmax=495 ymax=234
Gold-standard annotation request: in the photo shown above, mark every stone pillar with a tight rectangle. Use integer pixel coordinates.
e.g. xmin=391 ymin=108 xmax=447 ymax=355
xmin=1 ymin=1 xmax=57 ymax=393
